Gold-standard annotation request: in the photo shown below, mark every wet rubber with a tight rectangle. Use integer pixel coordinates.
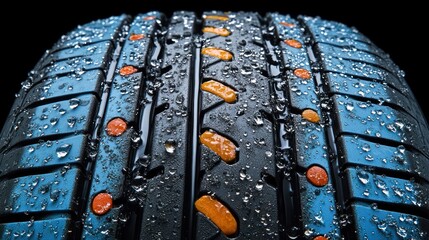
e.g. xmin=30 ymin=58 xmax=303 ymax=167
xmin=0 ymin=11 xmax=428 ymax=240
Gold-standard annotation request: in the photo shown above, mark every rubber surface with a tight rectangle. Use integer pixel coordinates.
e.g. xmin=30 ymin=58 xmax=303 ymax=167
xmin=0 ymin=11 xmax=428 ymax=240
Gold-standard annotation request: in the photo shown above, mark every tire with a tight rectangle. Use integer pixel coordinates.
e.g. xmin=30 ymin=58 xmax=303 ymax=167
xmin=0 ymin=11 xmax=428 ymax=240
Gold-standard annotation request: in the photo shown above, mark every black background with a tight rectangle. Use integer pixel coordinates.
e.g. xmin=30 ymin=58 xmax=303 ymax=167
xmin=1 ymin=1 xmax=426 ymax=128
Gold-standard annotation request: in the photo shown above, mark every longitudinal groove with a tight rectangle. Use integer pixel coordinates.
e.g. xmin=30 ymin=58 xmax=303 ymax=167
xmin=182 ymin=30 xmax=202 ymax=240
xmin=122 ymin=34 xmax=164 ymax=240
xmin=298 ymin=17 xmax=348 ymax=238
xmin=261 ymin=20 xmax=297 ymax=239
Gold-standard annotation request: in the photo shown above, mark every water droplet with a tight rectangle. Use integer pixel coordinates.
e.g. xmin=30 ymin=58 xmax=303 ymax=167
xmin=397 ymin=145 xmax=406 ymax=154
xmin=253 ymin=112 xmax=264 ymax=126
xmin=377 ymin=221 xmax=387 ymax=231
xmin=361 ymin=143 xmax=371 ymax=152
xmin=357 ymin=170 xmax=370 ymax=184
xmin=265 ymin=151 xmax=272 ymax=157
xmin=314 ymin=212 xmax=324 ymax=224
xmin=50 ymin=118 xmax=59 ymax=126
xmin=164 ymin=139 xmax=176 ymax=154
xmin=28 ymin=146 xmax=35 ymax=153
xmin=396 ymin=226 xmax=407 ymax=238
xmin=175 ymin=94 xmax=184 ymax=105
xmin=56 ymin=144 xmax=72 ymax=158
xmin=169 ymin=168 xmax=177 ymax=175
xmin=255 ymin=180 xmax=264 ymax=191
xmin=67 ymin=117 xmax=77 ymax=128
xmin=346 ymin=102 xmax=354 ymax=111
xmin=69 ymin=98 xmax=80 ymax=109
xmin=50 ymin=190 xmax=60 ymax=202
xmin=239 ymin=168 xmax=247 ymax=180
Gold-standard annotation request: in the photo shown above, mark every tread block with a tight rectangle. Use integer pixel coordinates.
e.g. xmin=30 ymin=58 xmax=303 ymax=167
xmin=5 ymin=94 xmax=97 ymax=148
xmin=22 ymin=70 xmax=104 ymax=109
xmin=317 ymin=43 xmax=398 ymax=74
xmin=0 ymin=134 xmax=88 ymax=179
xmin=338 ymin=136 xmax=429 ymax=182
xmin=350 ymin=203 xmax=429 ymax=240
xmin=41 ymin=41 xmax=113 ymax=68
xmin=326 ymin=73 xmax=420 ymax=119
xmin=0 ymin=218 xmax=72 ymax=239
xmin=53 ymin=15 xmax=129 ymax=51
xmin=35 ymin=53 xmax=110 ymax=84
xmin=345 ymin=168 xmax=429 ymax=211
xmin=297 ymin=174 xmax=340 ymax=238
xmin=332 ymin=94 xmax=427 ymax=155
xmin=322 ymin=56 xmax=407 ymax=91
xmin=0 ymin=168 xmax=82 ymax=215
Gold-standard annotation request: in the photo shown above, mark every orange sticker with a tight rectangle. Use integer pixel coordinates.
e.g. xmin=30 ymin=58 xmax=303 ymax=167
xmin=129 ymin=34 xmax=145 ymax=41
xmin=204 ymin=15 xmax=229 ymax=21
xmin=144 ymin=16 xmax=156 ymax=21
xmin=92 ymin=193 xmax=113 ymax=215
xmin=106 ymin=118 xmax=127 ymax=136
xmin=284 ymin=39 xmax=302 ymax=48
xmin=202 ymin=26 xmax=231 ymax=37
xmin=201 ymin=80 xmax=237 ymax=103
xmin=200 ymin=131 xmax=236 ymax=163
xmin=313 ymin=236 xmax=329 ymax=240
xmin=306 ymin=166 xmax=329 ymax=187
xmin=195 ymin=195 xmax=237 ymax=236
xmin=294 ymin=68 xmax=311 ymax=79
xmin=201 ymin=47 xmax=233 ymax=61
xmin=302 ymin=109 xmax=320 ymax=123
xmin=280 ymin=21 xmax=295 ymax=27
xmin=120 ymin=66 xmax=138 ymax=76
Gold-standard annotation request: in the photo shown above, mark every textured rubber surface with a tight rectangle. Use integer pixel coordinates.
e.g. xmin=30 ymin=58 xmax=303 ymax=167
xmin=0 ymin=11 xmax=428 ymax=240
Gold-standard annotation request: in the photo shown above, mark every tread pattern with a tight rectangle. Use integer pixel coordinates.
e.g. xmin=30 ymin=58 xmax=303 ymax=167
xmin=0 ymin=11 xmax=428 ymax=240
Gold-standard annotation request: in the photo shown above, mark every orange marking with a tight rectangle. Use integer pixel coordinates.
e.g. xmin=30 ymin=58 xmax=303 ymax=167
xmin=195 ymin=195 xmax=237 ymax=236
xmin=202 ymin=26 xmax=231 ymax=37
xmin=294 ymin=68 xmax=311 ymax=79
xmin=106 ymin=118 xmax=127 ymax=136
xmin=313 ymin=236 xmax=329 ymax=240
xmin=92 ymin=193 xmax=113 ymax=215
xmin=280 ymin=21 xmax=295 ymax=27
xmin=284 ymin=39 xmax=302 ymax=48
xmin=306 ymin=166 xmax=329 ymax=187
xmin=302 ymin=109 xmax=320 ymax=123
xmin=129 ymin=34 xmax=145 ymax=41
xmin=204 ymin=15 xmax=229 ymax=21
xmin=200 ymin=131 xmax=236 ymax=163
xmin=119 ymin=66 xmax=138 ymax=76
xmin=144 ymin=16 xmax=156 ymax=21
xmin=202 ymin=47 xmax=233 ymax=61
xmin=201 ymin=80 xmax=237 ymax=103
